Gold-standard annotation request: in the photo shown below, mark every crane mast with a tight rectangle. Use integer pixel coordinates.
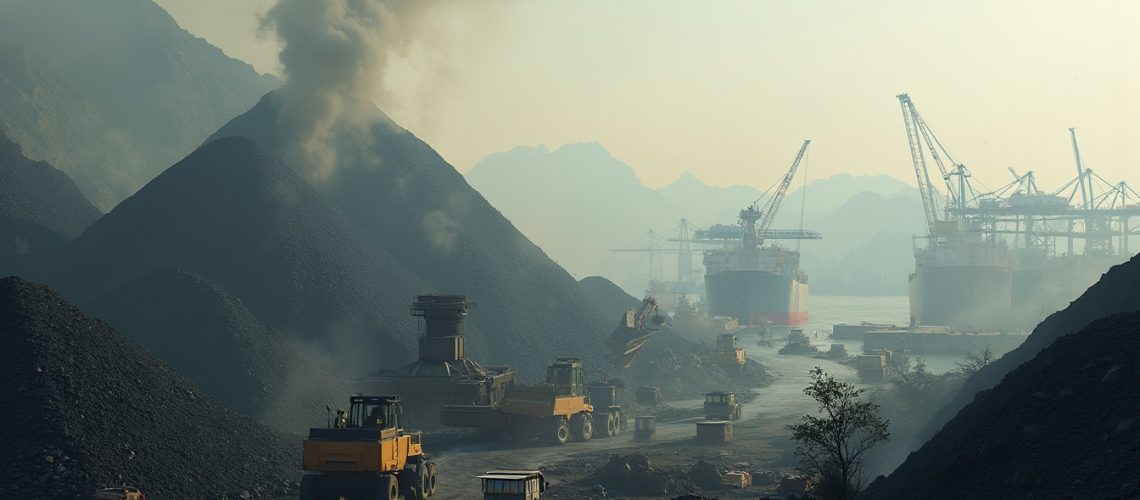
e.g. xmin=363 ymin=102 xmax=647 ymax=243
xmin=898 ymin=94 xmax=941 ymax=232
xmin=756 ymin=140 xmax=811 ymax=247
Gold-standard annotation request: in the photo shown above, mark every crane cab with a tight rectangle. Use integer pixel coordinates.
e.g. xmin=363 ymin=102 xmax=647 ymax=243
xmin=479 ymin=470 xmax=546 ymax=499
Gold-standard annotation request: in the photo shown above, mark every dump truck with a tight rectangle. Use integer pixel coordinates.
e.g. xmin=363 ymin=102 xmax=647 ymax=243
xmin=707 ymin=333 xmax=746 ymax=373
xmin=479 ymin=470 xmax=547 ymax=499
xmin=586 ymin=383 xmax=628 ymax=438
xmin=703 ymin=391 xmax=742 ymax=421
xmin=441 ymin=358 xmax=596 ymax=445
xmin=301 ymin=395 xmax=437 ymax=500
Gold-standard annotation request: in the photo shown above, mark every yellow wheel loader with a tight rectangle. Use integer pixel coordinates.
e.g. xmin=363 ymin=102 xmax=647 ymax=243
xmin=301 ymin=395 xmax=437 ymax=500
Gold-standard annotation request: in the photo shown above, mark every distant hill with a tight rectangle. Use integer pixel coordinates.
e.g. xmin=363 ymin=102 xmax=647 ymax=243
xmin=0 ymin=0 xmax=278 ymax=208
xmin=467 ymin=143 xmax=682 ymax=290
xmin=0 ymin=130 xmax=100 ymax=277
xmin=863 ymin=311 xmax=1140 ymax=498
xmin=0 ymin=277 xmax=297 ymax=497
xmin=44 ymin=137 xmax=429 ymax=374
xmin=209 ymin=93 xmax=612 ymax=377
xmin=92 ymin=269 xmax=347 ymax=435
xmin=466 ymin=142 xmax=923 ymax=296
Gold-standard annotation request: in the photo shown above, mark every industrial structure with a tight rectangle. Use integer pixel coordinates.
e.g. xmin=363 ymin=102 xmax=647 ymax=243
xmin=897 ymin=94 xmax=1140 ymax=328
xmin=360 ymin=295 xmax=516 ymax=427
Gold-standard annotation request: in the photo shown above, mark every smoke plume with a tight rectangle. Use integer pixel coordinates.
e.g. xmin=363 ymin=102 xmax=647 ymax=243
xmin=262 ymin=0 xmax=435 ymax=180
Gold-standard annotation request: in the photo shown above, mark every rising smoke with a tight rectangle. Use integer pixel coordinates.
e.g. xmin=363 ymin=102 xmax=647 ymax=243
xmin=262 ymin=0 xmax=437 ymax=180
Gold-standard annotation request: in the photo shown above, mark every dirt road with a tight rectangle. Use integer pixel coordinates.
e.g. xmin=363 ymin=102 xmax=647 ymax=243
xmin=429 ymin=342 xmax=858 ymax=499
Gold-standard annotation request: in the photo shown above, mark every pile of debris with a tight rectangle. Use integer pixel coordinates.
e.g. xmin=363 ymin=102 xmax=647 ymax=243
xmin=863 ymin=312 xmax=1140 ymax=498
xmin=0 ymin=277 xmax=298 ymax=498
xmin=591 ymin=454 xmax=697 ymax=497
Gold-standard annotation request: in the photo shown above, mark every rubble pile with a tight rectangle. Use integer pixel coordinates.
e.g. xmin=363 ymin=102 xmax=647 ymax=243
xmin=44 ymin=137 xmax=428 ymax=374
xmin=0 ymin=277 xmax=298 ymax=498
xmin=209 ymin=93 xmax=615 ymax=376
xmin=92 ymin=269 xmax=347 ymax=434
xmin=864 ymin=312 xmax=1140 ymax=498
xmin=0 ymin=129 xmax=100 ymax=276
xmin=591 ymin=454 xmax=697 ymax=497
xmin=925 ymin=253 xmax=1140 ymax=438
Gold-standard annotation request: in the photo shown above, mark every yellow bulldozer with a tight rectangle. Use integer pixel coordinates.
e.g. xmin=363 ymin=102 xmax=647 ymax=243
xmin=301 ymin=395 xmax=438 ymax=500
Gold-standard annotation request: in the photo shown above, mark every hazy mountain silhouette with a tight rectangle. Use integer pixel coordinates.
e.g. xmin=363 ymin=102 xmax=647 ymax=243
xmin=45 ymin=137 xmax=429 ymax=374
xmin=91 ymin=269 xmax=348 ymax=434
xmin=466 ymin=143 xmax=923 ymax=296
xmin=0 ymin=130 xmax=100 ymax=277
xmin=467 ymin=143 xmax=683 ymax=289
xmin=0 ymin=0 xmax=278 ymax=209
xmin=0 ymin=277 xmax=296 ymax=497
xmin=209 ymin=93 xmax=612 ymax=377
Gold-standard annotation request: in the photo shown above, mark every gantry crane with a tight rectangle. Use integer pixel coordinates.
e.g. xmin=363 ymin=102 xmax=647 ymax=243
xmin=897 ymin=93 xmax=976 ymax=233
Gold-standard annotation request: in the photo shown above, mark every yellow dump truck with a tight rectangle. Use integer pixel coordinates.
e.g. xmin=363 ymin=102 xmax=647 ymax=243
xmin=301 ymin=395 xmax=437 ymax=500
xmin=703 ymin=391 xmax=742 ymax=421
xmin=440 ymin=358 xmax=596 ymax=445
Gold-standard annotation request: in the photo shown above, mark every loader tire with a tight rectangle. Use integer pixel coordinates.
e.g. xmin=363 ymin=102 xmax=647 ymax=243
xmin=605 ymin=413 xmax=617 ymax=437
xmin=570 ymin=413 xmax=594 ymax=442
xmin=427 ymin=462 xmax=438 ymax=497
xmin=550 ymin=416 xmax=570 ymax=445
xmin=377 ymin=474 xmax=399 ymax=500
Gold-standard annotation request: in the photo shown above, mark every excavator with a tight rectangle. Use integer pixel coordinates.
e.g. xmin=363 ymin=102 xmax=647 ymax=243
xmin=301 ymin=395 xmax=438 ymax=500
xmin=606 ymin=297 xmax=668 ymax=368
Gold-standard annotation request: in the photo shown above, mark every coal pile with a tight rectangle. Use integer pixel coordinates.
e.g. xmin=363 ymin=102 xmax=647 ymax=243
xmin=591 ymin=454 xmax=697 ymax=497
xmin=46 ymin=136 xmax=428 ymax=374
xmin=0 ymin=129 xmax=100 ymax=276
xmin=922 ymin=252 xmax=1140 ymax=441
xmin=209 ymin=93 xmax=612 ymax=376
xmin=863 ymin=312 xmax=1140 ymax=499
xmin=0 ymin=277 xmax=298 ymax=498
xmin=91 ymin=269 xmax=347 ymax=434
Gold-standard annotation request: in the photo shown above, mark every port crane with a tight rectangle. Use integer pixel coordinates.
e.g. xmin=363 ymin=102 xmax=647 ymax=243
xmin=897 ymin=93 xmax=978 ymax=233
xmin=752 ymin=140 xmax=812 ymax=247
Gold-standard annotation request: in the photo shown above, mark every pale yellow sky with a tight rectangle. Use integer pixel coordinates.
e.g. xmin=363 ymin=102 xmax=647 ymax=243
xmin=158 ymin=0 xmax=1140 ymax=194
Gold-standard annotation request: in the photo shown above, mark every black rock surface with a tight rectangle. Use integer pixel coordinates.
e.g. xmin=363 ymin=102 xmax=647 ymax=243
xmin=863 ymin=312 xmax=1140 ymax=499
xmin=91 ymin=269 xmax=348 ymax=434
xmin=46 ymin=136 xmax=428 ymax=373
xmin=209 ymin=92 xmax=611 ymax=376
xmin=0 ymin=129 xmax=100 ymax=276
xmin=0 ymin=276 xmax=298 ymax=498
xmin=921 ymin=253 xmax=1140 ymax=442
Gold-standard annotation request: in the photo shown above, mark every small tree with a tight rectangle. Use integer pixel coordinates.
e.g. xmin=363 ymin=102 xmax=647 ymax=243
xmin=788 ymin=367 xmax=890 ymax=500
xmin=956 ymin=346 xmax=995 ymax=377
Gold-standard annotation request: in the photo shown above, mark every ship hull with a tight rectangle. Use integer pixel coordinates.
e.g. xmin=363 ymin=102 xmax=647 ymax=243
xmin=909 ymin=265 xmax=1012 ymax=327
xmin=705 ymin=270 xmax=808 ymax=325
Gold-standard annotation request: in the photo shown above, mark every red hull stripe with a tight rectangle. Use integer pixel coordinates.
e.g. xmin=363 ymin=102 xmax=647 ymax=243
xmin=750 ymin=311 xmax=809 ymax=326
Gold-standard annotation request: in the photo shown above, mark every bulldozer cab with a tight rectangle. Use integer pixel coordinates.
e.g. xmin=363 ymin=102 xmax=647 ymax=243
xmin=545 ymin=358 xmax=584 ymax=396
xmin=347 ymin=395 xmax=402 ymax=430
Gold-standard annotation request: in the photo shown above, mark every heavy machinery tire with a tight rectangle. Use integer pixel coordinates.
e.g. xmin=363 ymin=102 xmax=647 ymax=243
xmin=299 ymin=474 xmax=318 ymax=500
xmin=613 ymin=409 xmax=626 ymax=435
xmin=427 ymin=462 xmax=438 ymax=497
xmin=550 ymin=416 xmax=570 ymax=445
xmin=570 ymin=413 xmax=594 ymax=442
xmin=377 ymin=474 xmax=399 ymax=500
xmin=416 ymin=462 xmax=432 ymax=499
xmin=605 ymin=413 xmax=617 ymax=437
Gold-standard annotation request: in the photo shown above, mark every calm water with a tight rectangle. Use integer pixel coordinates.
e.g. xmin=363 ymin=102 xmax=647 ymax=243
xmin=748 ymin=294 xmax=971 ymax=374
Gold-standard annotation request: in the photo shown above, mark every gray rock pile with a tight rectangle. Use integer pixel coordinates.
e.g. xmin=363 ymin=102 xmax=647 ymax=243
xmin=0 ymin=277 xmax=298 ymax=498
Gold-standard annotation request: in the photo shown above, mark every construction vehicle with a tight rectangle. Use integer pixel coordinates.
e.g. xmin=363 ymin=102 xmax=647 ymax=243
xmin=607 ymin=297 xmax=668 ymax=368
xmin=633 ymin=415 xmax=657 ymax=441
xmin=635 ymin=386 xmax=662 ymax=406
xmin=93 ymin=487 xmax=145 ymax=500
xmin=301 ymin=395 xmax=437 ymax=500
xmin=586 ymin=382 xmax=628 ymax=437
xmin=778 ymin=329 xmax=819 ymax=355
xmin=479 ymin=470 xmax=547 ymax=499
xmin=703 ymin=391 xmax=742 ymax=421
xmin=707 ymin=333 xmax=746 ymax=372
xmin=440 ymin=358 xmax=596 ymax=445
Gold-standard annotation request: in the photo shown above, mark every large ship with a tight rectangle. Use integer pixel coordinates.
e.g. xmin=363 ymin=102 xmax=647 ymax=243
xmin=908 ymin=225 xmax=1014 ymax=328
xmin=704 ymin=206 xmax=809 ymax=325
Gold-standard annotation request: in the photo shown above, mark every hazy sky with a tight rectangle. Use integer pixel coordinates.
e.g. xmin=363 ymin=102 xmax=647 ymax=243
xmin=158 ymin=0 xmax=1139 ymax=194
